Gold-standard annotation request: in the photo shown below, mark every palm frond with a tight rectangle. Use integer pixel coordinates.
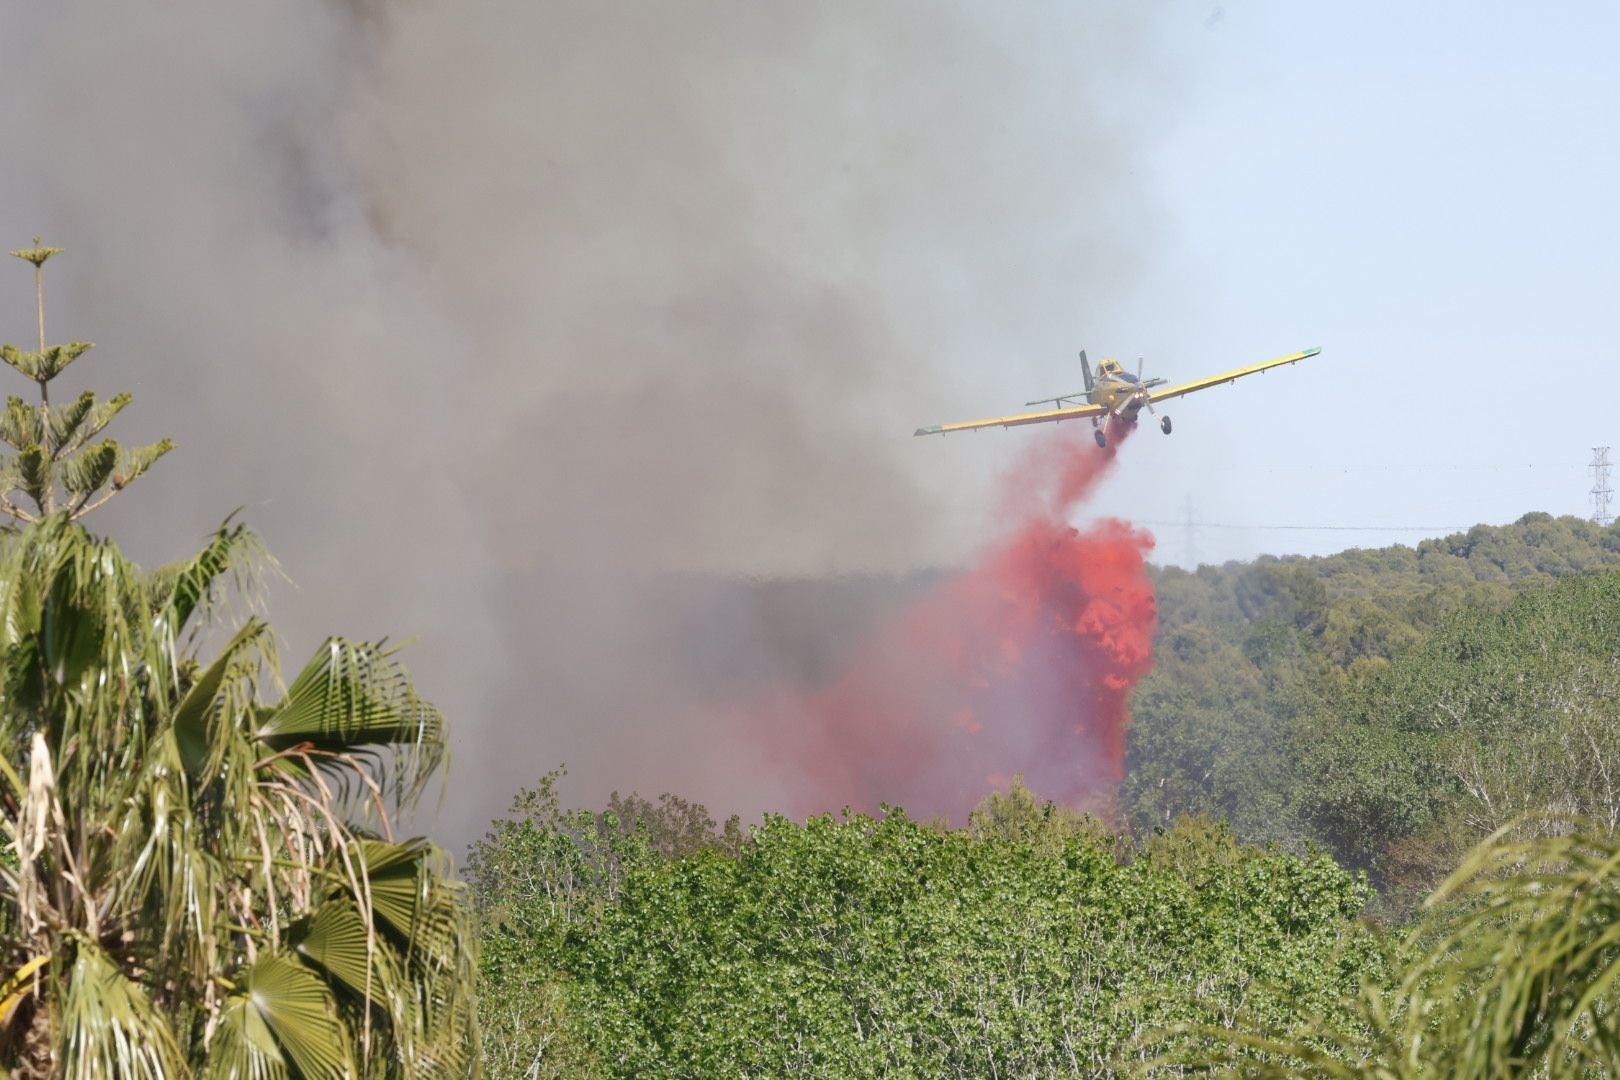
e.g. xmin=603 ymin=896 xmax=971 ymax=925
xmin=1190 ymin=822 xmax=1620 ymax=1077
xmin=55 ymin=939 xmax=187 ymax=1079
xmin=148 ymin=518 xmax=273 ymax=641
xmin=0 ymin=954 xmax=48 ymax=1029
xmin=257 ymin=640 xmax=446 ymax=811
xmin=0 ymin=510 xmax=474 ymax=1075
xmin=349 ymin=840 xmax=478 ymax=1075
xmin=173 ymin=619 xmax=273 ymax=783
xmin=221 ymin=954 xmax=356 ymax=1080
xmin=293 ymin=899 xmax=400 ymax=1009
xmin=205 ymin=994 xmax=292 ymax=1080
xmin=1401 ymin=828 xmax=1620 ymax=1076
xmin=361 ymin=840 xmax=451 ymax=953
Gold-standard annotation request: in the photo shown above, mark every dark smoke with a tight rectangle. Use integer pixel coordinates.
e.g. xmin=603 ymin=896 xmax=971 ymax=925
xmin=0 ymin=2 xmax=1181 ymax=847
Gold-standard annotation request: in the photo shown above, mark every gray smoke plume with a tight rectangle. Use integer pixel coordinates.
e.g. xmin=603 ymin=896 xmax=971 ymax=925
xmin=0 ymin=1 xmax=1181 ymax=849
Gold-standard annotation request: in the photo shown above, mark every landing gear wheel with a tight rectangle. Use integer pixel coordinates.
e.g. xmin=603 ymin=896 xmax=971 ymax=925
xmin=1093 ymin=429 xmax=1107 ymax=449
xmin=1160 ymin=415 xmax=1172 ymax=435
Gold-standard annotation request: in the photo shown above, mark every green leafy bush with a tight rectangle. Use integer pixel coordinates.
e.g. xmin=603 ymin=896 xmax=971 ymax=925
xmin=474 ymin=790 xmax=1385 ymax=1077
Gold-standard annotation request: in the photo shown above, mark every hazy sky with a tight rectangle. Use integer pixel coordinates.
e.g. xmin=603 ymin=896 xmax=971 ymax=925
xmin=1071 ymin=1 xmax=1620 ymax=565
xmin=0 ymin=1 xmax=1614 ymax=842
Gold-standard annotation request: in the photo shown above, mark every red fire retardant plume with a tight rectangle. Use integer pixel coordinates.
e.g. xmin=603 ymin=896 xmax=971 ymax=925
xmin=766 ymin=422 xmax=1158 ymax=821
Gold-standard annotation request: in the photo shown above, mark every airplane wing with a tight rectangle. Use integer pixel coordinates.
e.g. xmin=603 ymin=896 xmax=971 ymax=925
xmin=1147 ymin=346 xmax=1320 ymax=404
xmin=914 ymin=400 xmax=1107 ymax=437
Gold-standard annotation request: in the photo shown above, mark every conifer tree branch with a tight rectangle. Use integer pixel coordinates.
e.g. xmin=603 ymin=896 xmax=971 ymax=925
xmin=1 ymin=242 xmax=167 ymax=519
xmin=0 ymin=495 xmax=36 ymax=523
xmin=71 ymin=486 xmax=124 ymax=521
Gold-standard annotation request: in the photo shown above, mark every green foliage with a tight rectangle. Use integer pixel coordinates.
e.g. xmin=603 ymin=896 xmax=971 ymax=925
xmin=8 ymin=242 xmax=62 ymax=269
xmin=967 ymin=773 xmax=1114 ymax=855
xmin=473 ymin=783 xmax=1384 ymax=1077
xmin=1124 ymin=515 xmax=1620 ymax=855
xmin=1393 ymin=827 xmax=1620 ymax=1077
xmin=0 ymin=245 xmax=475 ymax=1074
xmin=1124 ymin=621 xmax=1310 ymax=842
xmin=0 ymin=244 xmax=171 ymax=523
xmin=464 ymin=522 xmax=1620 ymax=1075
xmin=0 ymin=516 xmax=476 ymax=1075
xmin=1297 ymin=570 xmax=1620 ymax=905
xmin=469 ymin=770 xmax=746 ymax=1078
xmin=1192 ymin=823 xmax=1620 ymax=1077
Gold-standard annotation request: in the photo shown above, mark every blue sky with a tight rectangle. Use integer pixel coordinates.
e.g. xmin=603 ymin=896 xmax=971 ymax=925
xmin=1044 ymin=1 xmax=1620 ymax=565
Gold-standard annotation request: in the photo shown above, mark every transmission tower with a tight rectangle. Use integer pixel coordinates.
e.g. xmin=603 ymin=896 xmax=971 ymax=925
xmin=1591 ymin=447 xmax=1614 ymax=526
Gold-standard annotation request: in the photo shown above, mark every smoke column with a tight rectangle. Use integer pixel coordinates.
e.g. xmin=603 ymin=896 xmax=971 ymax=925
xmin=0 ymin=2 xmax=1184 ymax=845
xmin=758 ymin=422 xmax=1157 ymax=820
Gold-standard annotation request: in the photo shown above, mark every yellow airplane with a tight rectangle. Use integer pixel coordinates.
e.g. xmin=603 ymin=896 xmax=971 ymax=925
xmin=914 ymin=346 xmax=1320 ymax=447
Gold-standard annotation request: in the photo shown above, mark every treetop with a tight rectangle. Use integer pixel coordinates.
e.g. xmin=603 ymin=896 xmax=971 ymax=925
xmin=9 ymin=238 xmax=62 ymax=268
xmin=0 ymin=240 xmax=173 ymax=523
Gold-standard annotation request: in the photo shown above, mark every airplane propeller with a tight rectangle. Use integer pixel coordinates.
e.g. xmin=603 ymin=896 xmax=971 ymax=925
xmin=1130 ymin=356 xmax=1172 ymax=434
xmin=1121 ymin=357 xmax=1151 ymax=416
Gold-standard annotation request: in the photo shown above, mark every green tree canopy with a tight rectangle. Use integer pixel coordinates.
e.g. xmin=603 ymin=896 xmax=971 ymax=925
xmin=1124 ymin=515 xmax=1620 ymax=851
xmin=472 ymin=782 xmax=1384 ymax=1077
xmin=0 ymin=246 xmax=476 ymax=1075
xmin=1193 ymin=824 xmax=1620 ymax=1077
xmin=1300 ymin=569 xmax=1620 ymax=901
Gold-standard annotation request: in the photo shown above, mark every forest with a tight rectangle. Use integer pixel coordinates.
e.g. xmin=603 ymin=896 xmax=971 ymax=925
xmin=5 ymin=244 xmax=1620 ymax=1076
xmin=470 ymin=513 xmax=1620 ymax=1076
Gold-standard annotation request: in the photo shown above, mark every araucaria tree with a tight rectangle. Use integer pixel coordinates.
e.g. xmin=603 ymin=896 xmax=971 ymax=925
xmin=0 ymin=244 xmax=476 ymax=1076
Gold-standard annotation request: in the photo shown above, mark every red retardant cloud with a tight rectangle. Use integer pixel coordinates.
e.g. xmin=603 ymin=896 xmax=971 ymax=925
xmin=759 ymin=420 xmax=1157 ymax=820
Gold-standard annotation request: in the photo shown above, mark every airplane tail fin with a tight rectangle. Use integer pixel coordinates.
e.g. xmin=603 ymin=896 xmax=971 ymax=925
xmin=1080 ymin=350 xmax=1094 ymax=395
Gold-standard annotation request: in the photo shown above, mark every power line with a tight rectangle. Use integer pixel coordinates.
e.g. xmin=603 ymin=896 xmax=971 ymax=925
xmin=1182 ymin=494 xmax=1197 ymax=567
xmin=1237 ymin=459 xmax=1581 ymax=469
xmin=1127 ymin=520 xmax=1471 ymax=533
xmin=1249 ymin=463 xmax=1582 ymax=472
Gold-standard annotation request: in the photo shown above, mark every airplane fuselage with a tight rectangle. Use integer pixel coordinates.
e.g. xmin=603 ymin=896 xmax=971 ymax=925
xmin=1088 ymin=362 xmax=1166 ymax=420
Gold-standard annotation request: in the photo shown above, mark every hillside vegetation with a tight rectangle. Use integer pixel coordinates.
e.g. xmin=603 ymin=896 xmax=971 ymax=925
xmin=472 ymin=513 xmax=1620 ymax=1074
xmin=1126 ymin=512 xmax=1620 ymax=874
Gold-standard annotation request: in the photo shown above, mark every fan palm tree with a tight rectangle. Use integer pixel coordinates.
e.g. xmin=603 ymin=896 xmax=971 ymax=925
xmin=0 ymin=245 xmax=476 ymax=1075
